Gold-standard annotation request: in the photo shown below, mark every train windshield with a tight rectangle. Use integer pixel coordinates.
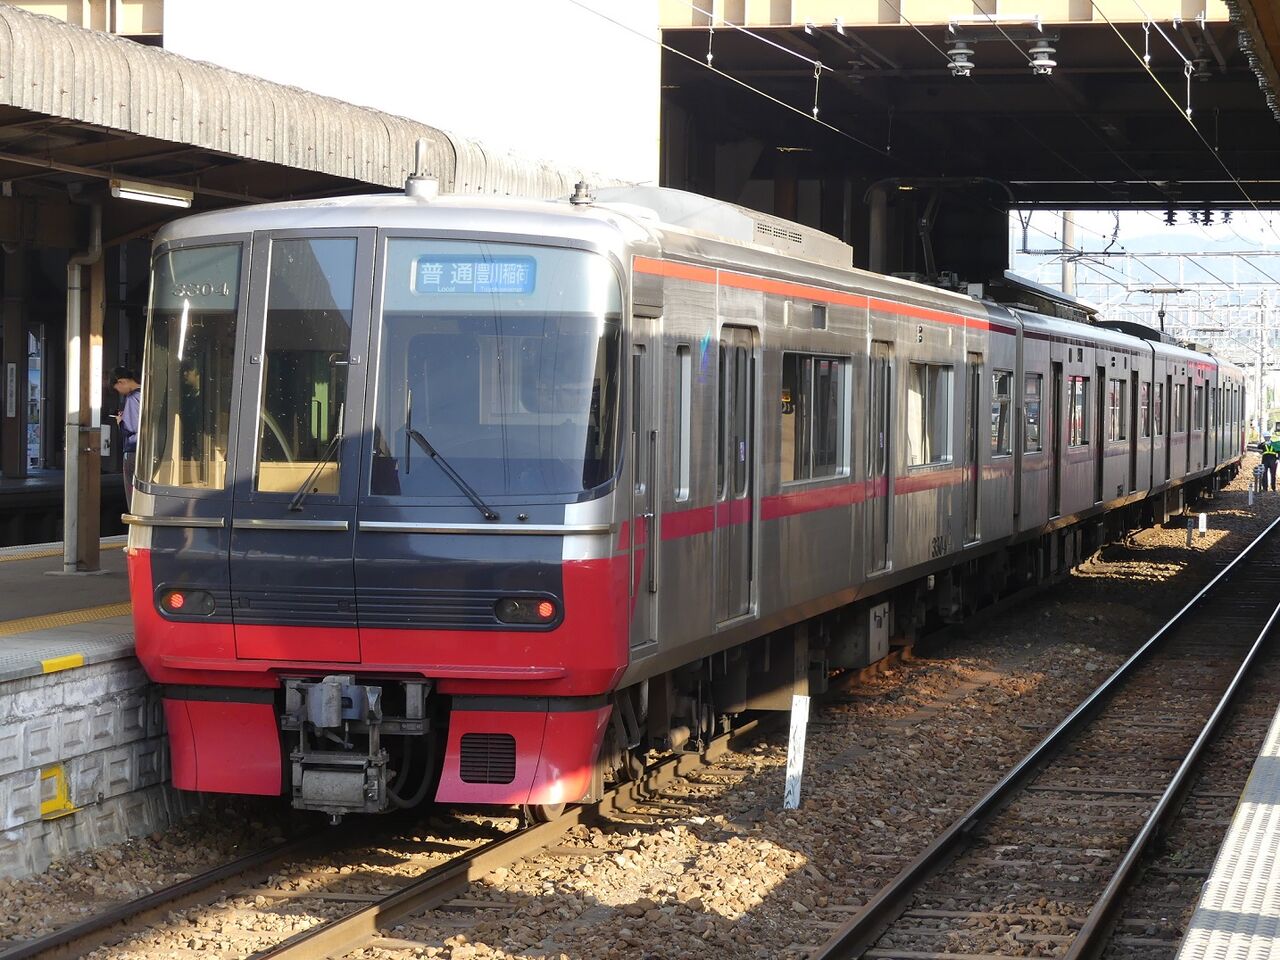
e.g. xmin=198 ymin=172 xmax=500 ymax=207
xmin=139 ymin=243 xmax=242 ymax=490
xmin=371 ymin=240 xmax=622 ymax=500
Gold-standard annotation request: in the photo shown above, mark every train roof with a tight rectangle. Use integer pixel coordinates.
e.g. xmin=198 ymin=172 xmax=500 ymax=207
xmin=151 ymin=186 xmax=1234 ymax=377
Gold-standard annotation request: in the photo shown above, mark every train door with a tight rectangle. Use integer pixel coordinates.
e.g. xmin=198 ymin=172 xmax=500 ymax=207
xmin=1165 ymin=374 xmax=1173 ymax=480
xmin=965 ymin=352 xmax=981 ymax=543
xmin=629 ymin=341 xmax=658 ymax=652
xmin=1185 ymin=376 xmax=1193 ymax=474
xmin=229 ymin=231 xmax=375 ymax=662
xmin=716 ymin=326 xmax=755 ymax=623
xmin=1050 ymin=362 xmax=1063 ymax=516
xmin=869 ymin=341 xmax=893 ymax=572
xmin=1094 ymin=369 xmax=1105 ymax=503
xmin=1128 ymin=371 xmax=1138 ymax=492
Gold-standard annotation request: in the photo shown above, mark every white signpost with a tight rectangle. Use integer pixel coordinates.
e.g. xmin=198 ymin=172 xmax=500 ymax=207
xmin=783 ymin=694 xmax=811 ymax=810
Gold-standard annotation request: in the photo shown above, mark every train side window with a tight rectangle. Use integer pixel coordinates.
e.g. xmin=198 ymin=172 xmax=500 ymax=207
xmin=1023 ymin=373 xmax=1042 ymax=452
xmin=1173 ymin=383 xmax=1187 ymax=432
xmin=908 ymin=362 xmax=953 ymax=466
xmin=675 ymin=345 xmax=691 ymax=501
xmin=1106 ymin=378 xmax=1128 ymax=442
xmin=782 ymin=352 xmax=850 ymax=482
xmin=812 ymin=304 xmax=827 ymax=330
xmin=1067 ymin=375 xmax=1090 ymax=447
xmin=1139 ymin=382 xmax=1151 ymax=438
xmin=991 ymin=370 xmax=1013 ymax=456
xmin=1193 ymin=385 xmax=1204 ymax=431
xmin=1154 ymin=383 xmax=1165 ymax=436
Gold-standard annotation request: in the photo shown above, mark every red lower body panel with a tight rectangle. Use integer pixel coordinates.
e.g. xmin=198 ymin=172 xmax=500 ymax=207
xmin=163 ymin=699 xmax=282 ymax=795
xmin=435 ymin=703 xmax=611 ymax=806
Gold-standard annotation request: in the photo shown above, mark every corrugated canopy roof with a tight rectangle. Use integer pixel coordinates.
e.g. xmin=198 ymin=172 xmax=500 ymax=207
xmin=0 ymin=4 xmax=606 ymax=206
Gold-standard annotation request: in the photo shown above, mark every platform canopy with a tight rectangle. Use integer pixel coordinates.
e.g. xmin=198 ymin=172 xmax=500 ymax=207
xmin=659 ymin=0 xmax=1280 ymax=210
xmin=0 ymin=5 xmax=603 ymax=249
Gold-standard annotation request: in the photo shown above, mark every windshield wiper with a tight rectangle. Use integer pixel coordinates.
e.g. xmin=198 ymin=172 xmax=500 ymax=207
xmin=289 ymin=405 xmax=343 ymax=512
xmin=406 ymin=427 xmax=500 ymax=521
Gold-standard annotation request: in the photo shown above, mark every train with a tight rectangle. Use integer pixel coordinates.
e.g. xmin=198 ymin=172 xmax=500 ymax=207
xmin=125 ymin=178 xmax=1244 ymax=822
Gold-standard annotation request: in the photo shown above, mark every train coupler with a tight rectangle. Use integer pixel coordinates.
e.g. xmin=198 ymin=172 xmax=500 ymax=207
xmin=281 ymin=675 xmax=390 ymax=817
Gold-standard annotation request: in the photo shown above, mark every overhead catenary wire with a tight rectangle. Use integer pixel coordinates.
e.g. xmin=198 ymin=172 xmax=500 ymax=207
xmin=563 ymin=0 xmax=890 ymax=159
xmin=1089 ymin=0 xmax=1280 ymax=245
xmin=670 ymin=0 xmax=835 ymax=73
xmin=574 ymin=0 xmax=1261 ymax=333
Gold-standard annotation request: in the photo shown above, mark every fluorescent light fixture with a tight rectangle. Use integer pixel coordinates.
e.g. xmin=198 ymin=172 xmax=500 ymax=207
xmin=109 ymin=178 xmax=193 ymax=208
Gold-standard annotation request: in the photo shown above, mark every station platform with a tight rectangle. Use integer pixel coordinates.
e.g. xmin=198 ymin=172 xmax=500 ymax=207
xmin=0 ymin=538 xmax=196 ymax=880
xmin=1178 ymin=702 xmax=1280 ymax=958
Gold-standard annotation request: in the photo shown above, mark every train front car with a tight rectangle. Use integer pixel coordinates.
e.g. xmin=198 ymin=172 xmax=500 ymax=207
xmin=127 ymin=196 xmax=641 ymax=821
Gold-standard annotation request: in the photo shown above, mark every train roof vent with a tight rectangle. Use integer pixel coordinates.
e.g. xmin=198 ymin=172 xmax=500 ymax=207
xmin=593 ymin=186 xmax=853 ymax=270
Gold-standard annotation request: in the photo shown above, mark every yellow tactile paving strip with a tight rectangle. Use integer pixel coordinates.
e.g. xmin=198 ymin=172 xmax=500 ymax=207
xmin=0 ymin=602 xmax=133 ymax=638
xmin=0 ymin=540 xmax=126 ymax=564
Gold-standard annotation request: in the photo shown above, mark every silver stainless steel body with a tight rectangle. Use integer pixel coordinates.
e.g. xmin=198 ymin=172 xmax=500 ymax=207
xmin=131 ymin=185 xmax=1245 ymax=723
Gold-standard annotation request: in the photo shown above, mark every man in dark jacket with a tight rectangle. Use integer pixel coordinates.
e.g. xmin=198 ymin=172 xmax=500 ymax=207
xmin=110 ymin=367 xmax=141 ymax=509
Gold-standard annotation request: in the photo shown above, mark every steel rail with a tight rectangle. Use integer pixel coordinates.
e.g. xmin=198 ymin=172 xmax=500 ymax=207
xmin=0 ymin=831 xmax=334 ymax=960
xmin=812 ymin=512 xmax=1280 ymax=960
xmin=253 ymin=717 xmax=764 ymax=960
xmin=1065 ymin=593 xmax=1280 ymax=959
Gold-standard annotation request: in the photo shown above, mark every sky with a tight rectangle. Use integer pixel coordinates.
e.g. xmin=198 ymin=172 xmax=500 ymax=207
xmin=1009 ymin=209 xmax=1280 ymax=360
xmin=163 ymin=0 xmax=661 ymax=185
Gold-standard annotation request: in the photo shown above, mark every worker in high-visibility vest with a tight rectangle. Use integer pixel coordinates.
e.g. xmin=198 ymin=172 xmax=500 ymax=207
xmin=1262 ymin=433 xmax=1280 ymax=491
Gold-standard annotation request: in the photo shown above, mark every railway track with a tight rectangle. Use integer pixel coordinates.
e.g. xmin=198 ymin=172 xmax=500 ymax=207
xmin=4 ymin=721 xmax=761 ymax=960
xmin=813 ymin=513 xmax=1280 ymax=960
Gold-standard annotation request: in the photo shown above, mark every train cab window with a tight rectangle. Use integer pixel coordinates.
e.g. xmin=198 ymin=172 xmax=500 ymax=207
xmin=370 ymin=240 xmax=623 ymax=500
xmin=907 ymin=362 xmax=952 ymax=466
xmin=1154 ymin=383 xmax=1165 ymax=436
xmin=991 ymin=370 xmax=1013 ymax=456
xmin=140 ymin=243 xmax=242 ymax=490
xmin=1068 ymin=375 xmax=1090 ymax=447
xmin=1106 ymin=378 xmax=1128 ymax=442
xmin=1023 ymin=373 xmax=1043 ymax=453
xmin=781 ymin=352 xmax=849 ymax=482
xmin=1139 ymin=382 xmax=1151 ymax=438
xmin=253 ymin=237 xmax=357 ymax=495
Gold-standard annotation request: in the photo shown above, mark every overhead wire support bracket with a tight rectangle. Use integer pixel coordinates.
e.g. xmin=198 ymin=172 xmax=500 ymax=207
xmin=812 ymin=61 xmax=822 ymax=118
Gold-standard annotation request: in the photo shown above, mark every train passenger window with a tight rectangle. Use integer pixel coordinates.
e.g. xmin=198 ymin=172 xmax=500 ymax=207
xmin=254 ymin=238 xmax=357 ymax=495
xmin=781 ymin=352 xmax=849 ymax=481
xmin=369 ymin=240 xmax=623 ymax=499
xmin=908 ymin=362 xmax=953 ymax=466
xmin=1106 ymin=378 xmax=1128 ymax=442
xmin=1023 ymin=374 xmax=1043 ymax=453
xmin=1173 ymin=383 xmax=1187 ymax=432
xmin=675 ymin=345 xmax=692 ymax=501
xmin=1067 ymin=376 xmax=1089 ymax=446
xmin=140 ymin=243 xmax=242 ymax=490
xmin=1154 ymin=383 xmax=1165 ymax=436
xmin=1139 ymin=383 xmax=1151 ymax=438
xmin=991 ymin=370 xmax=1013 ymax=456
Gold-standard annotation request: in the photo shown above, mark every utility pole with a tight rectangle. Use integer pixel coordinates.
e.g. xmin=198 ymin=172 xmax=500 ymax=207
xmin=1061 ymin=212 xmax=1076 ymax=296
xmin=1260 ymin=291 xmax=1268 ymax=436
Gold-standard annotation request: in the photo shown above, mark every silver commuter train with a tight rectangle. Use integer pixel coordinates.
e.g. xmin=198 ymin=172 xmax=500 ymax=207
xmin=126 ymin=182 xmax=1244 ymax=819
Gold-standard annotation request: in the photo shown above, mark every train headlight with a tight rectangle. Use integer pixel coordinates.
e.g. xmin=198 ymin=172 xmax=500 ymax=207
xmin=158 ymin=589 xmax=216 ymax=617
xmin=494 ymin=597 xmax=559 ymax=625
